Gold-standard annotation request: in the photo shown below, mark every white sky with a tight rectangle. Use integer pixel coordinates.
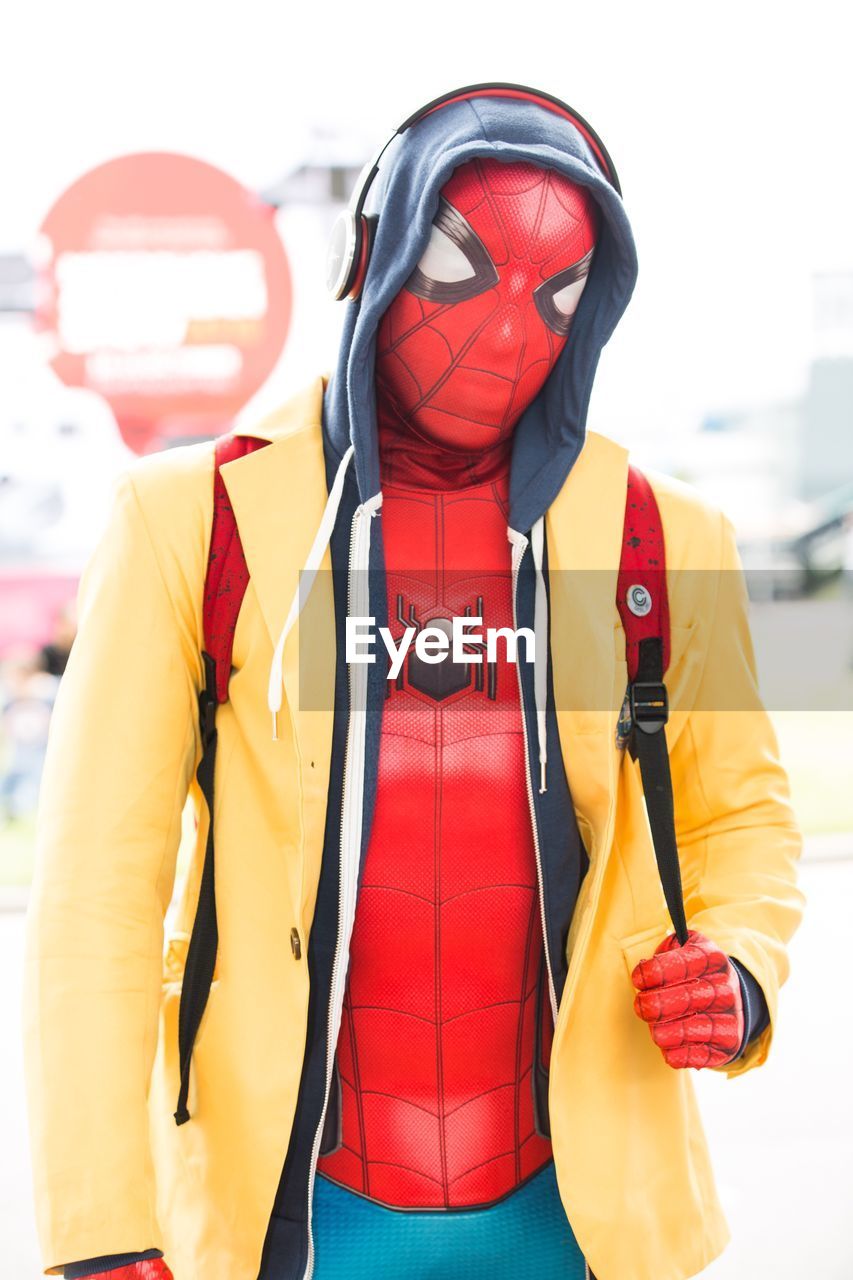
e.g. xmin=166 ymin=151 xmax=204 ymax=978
xmin=3 ymin=0 xmax=852 ymax=443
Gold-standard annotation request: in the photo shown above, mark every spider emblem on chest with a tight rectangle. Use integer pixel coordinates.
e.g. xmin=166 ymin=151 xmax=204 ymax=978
xmin=389 ymin=593 xmax=498 ymax=704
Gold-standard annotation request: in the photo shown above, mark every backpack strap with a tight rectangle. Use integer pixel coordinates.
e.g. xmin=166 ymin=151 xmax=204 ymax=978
xmin=175 ymin=432 xmax=269 ymax=1125
xmin=616 ymin=466 xmax=689 ymax=946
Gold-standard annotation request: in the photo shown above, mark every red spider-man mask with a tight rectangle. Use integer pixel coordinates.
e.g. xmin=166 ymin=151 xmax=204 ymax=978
xmin=376 ymin=157 xmax=600 ymax=456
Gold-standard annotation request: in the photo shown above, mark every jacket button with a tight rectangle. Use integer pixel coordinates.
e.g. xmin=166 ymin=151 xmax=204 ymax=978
xmin=290 ymin=927 xmax=302 ymax=960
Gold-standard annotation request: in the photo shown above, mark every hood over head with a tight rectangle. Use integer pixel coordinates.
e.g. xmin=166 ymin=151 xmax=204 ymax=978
xmin=324 ymin=92 xmax=638 ymax=533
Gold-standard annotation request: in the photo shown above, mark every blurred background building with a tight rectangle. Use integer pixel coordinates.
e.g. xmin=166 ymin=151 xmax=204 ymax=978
xmin=673 ymin=270 xmax=853 ymax=592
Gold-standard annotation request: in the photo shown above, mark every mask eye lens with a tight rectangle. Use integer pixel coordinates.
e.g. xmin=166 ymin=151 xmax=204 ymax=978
xmin=406 ymin=198 xmax=499 ymax=304
xmin=534 ymin=249 xmax=595 ymax=336
xmin=550 ymin=276 xmax=588 ymax=320
xmin=416 ymin=224 xmax=476 ymax=284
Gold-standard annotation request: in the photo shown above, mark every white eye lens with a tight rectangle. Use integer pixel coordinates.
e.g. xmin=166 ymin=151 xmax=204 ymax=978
xmin=415 ymin=224 xmax=476 ymax=284
xmin=550 ymin=273 xmax=589 ymax=319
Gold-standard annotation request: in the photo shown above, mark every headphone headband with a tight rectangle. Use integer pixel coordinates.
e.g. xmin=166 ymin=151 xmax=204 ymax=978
xmin=404 ymin=84 xmax=620 ymax=194
xmin=327 ymin=81 xmax=621 ymax=301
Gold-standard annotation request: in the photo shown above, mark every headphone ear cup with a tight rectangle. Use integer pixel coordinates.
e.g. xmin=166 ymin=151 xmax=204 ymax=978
xmin=327 ymin=207 xmax=359 ymax=301
xmin=346 ymin=213 xmax=379 ymax=301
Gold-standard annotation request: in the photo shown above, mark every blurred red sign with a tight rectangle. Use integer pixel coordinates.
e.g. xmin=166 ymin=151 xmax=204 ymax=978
xmin=0 ymin=568 xmax=78 ymax=660
xmin=36 ymin=152 xmax=292 ymax=453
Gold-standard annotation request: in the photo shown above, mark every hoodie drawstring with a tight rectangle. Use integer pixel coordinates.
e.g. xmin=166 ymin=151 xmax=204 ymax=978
xmin=530 ymin=516 xmax=548 ymax=794
xmin=267 ymin=443 xmax=355 ymax=739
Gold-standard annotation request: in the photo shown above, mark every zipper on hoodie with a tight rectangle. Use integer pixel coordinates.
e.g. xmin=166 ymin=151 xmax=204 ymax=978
xmin=302 ymin=498 xmax=376 ymax=1280
xmin=510 ymin=530 xmax=558 ymax=1023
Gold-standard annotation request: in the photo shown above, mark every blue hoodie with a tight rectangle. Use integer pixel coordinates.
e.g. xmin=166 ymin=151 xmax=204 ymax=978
xmin=323 ymin=94 xmax=639 ymax=532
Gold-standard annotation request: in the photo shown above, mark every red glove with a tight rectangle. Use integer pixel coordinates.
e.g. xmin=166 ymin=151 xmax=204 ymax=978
xmin=631 ymin=930 xmax=744 ymax=1069
xmin=92 ymin=1263 xmax=173 ymax=1279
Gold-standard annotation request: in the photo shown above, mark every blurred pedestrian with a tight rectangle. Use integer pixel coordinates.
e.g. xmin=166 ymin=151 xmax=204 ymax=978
xmin=0 ymin=650 xmax=57 ymax=822
xmin=38 ymin=602 xmax=77 ymax=678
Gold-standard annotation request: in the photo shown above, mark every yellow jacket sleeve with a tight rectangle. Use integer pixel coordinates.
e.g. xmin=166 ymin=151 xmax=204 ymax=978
xmin=23 ymin=464 xmax=203 ymax=1271
xmin=669 ymin=511 xmax=805 ymax=1077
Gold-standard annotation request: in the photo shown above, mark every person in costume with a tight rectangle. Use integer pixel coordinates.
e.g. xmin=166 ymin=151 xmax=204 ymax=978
xmin=24 ymin=85 xmax=803 ymax=1280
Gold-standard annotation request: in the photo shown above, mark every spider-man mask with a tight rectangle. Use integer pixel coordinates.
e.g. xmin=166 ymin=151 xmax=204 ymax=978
xmin=376 ymin=157 xmax=600 ymax=455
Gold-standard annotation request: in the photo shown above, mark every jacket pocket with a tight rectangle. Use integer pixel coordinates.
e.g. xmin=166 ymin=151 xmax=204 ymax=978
xmin=619 ymin=920 xmax=670 ymax=985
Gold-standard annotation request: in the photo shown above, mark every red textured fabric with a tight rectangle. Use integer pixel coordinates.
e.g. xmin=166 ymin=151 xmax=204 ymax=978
xmin=318 ymin=468 xmax=553 ymax=1207
xmin=319 ymin=158 xmax=593 ymax=1209
xmin=203 ymin=434 xmax=269 ymax=703
xmin=89 ymin=1261 xmax=173 ymax=1280
xmin=631 ymin=930 xmax=745 ymax=1069
xmin=616 ymin=465 xmax=671 ymax=682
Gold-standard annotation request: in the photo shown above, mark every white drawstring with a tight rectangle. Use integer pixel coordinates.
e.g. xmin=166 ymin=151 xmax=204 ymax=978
xmin=266 ymin=444 xmax=355 ymax=739
xmin=530 ymin=516 xmax=548 ymax=794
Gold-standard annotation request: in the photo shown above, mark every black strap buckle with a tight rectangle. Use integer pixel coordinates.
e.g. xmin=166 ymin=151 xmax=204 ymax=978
xmin=198 ymin=651 xmax=219 ymax=749
xmin=197 ymin=687 xmax=218 ymax=748
xmin=629 ymin=680 xmax=669 ymax=734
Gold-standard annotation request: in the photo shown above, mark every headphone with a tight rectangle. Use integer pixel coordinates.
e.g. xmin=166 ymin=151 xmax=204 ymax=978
xmin=326 ymin=81 xmax=621 ymax=303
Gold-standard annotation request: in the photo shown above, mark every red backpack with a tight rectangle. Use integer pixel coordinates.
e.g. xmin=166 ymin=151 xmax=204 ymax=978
xmin=174 ymin=434 xmax=686 ymax=1125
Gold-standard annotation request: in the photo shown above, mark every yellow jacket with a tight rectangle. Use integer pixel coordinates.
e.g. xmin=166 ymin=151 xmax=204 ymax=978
xmin=24 ymin=379 xmax=803 ymax=1280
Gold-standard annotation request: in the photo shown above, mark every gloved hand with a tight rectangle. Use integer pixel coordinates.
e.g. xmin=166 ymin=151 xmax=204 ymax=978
xmin=89 ymin=1263 xmax=173 ymax=1279
xmin=631 ymin=930 xmax=744 ymax=1068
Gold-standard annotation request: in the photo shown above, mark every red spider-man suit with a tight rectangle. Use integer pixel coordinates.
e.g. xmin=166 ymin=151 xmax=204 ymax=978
xmin=317 ymin=158 xmax=593 ymax=1207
